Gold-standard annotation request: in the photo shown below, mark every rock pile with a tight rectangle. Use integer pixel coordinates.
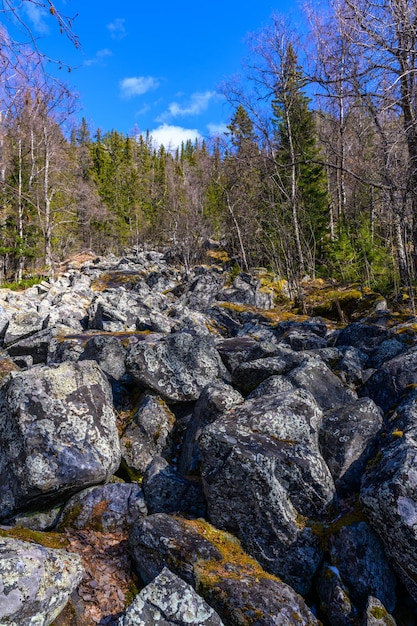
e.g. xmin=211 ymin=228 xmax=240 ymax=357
xmin=0 ymin=250 xmax=417 ymax=624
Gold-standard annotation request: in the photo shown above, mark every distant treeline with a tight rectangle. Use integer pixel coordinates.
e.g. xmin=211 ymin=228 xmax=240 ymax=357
xmin=1 ymin=1 xmax=417 ymax=305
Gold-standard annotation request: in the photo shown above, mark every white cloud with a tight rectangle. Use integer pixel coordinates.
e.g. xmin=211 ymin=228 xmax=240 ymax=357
xmin=85 ymin=48 xmax=112 ymax=67
xmin=149 ymin=124 xmax=202 ymax=150
xmin=120 ymin=76 xmax=160 ymax=98
xmin=207 ymin=122 xmax=228 ymax=136
xmin=158 ymin=91 xmax=218 ymax=121
xmin=107 ymin=18 xmax=126 ymax=40
xmin=24 ymin=3 xmax=49 ymax=34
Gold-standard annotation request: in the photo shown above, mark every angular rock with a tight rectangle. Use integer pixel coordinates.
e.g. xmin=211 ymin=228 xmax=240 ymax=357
xmin=79 ymin=334 xmax=128 ymax=381
xmin=3 ymin=308 xmax=46 ymax=347
xmin=336 ymin=346 xmax=371 ymax=387
xmin=360 ymin=392 xmax=417 ymax=603
xmin=118 ymin=566 xmax=225 ymax=625
xmin=277 ymin=328 xmax=328 ymax=351
xmin=6 ymin=325 xmax=74 ymax=366
xmin=120 ymin=392 xmax=176 ymax=478
xmin=315 ymin=562 xmax=355 ymax=626
xmin=232 ymin=349 xmax=304 ymax=395
xmin=0 ymin=536 xmax=84 ymax=626
xmin=199 ymin=390 xmax=335 ymax=594
xmin=360 ymin=347 xmax=417 ymax=413
xmin=143 ymin=456 xmax=207 ymax=517
xmin=88 ymin=293 xmax=137 ymax=332
xmin=288 ymin=357 xmax=357 ymax=411
xmin=335 ymin=322 xmax=392 ymax=353
xmin=58 ymin=482 xmax=147 ymax=532
xmin=129 ymin=513 xmax=320 ymax=625
xmin=246 ymin=374 xmax=294 ymax=399
xmin=180 ymin=269 xmax=226 ymax=312
xmin=319 ymin=398 xmax=384 ymax=495
xmin=362 ymin=597 xmax=397 ymax=625
xmin=0 ymin=360 xmax=121 ymax=520
xmin=329 ymin=522 xmax=397 ymax=613
xmin=216 ymin=272 xmax=274 ymax=309
xmin=126 ymin=331 xmax=229 ymax=402
xmin=274 ymin=317 xmax=329 ymax=339
xmin=178 ymin=381 xmax=244 ymax=475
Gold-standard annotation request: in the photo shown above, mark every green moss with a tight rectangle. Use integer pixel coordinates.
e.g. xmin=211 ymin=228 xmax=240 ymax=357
xmin=0 ymin=526 xmax=69 ymax=549
xmin=179 ymin=517 xmax=280 ymax=591
xmin=91 ymin=271 xmax=143 ymax=291
xmin=307 ymin=500 xmax=366 ymax=550
xmin=57 ymin=503 xmax=83 ymax=530
xmin=116 ymin=458 xmax=144 ymax=483
xmin=371 ymin=606 xmax=389 ymax=619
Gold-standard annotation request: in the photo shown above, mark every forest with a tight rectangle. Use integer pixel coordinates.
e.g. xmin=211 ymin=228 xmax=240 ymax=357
xmin=1 ymin=0 xmax=417 ymax=308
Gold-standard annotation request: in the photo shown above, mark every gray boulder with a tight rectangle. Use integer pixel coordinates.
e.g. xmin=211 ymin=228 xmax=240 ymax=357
xmin=129 ymin=513 xmax=320 ymax=625
xmin=120 ymin=392 xmax=176 ymax=478
xmin=118 ymin=567 xmax=225 ymax=625
xmin=0 ymin=536 xmax=84 ymax=626
xmin=88 ymin=293 xmax=138 ymax=332
xmin=180 ymin=270 xmax=226 ymax=311
xmin=0 ymin=360 xmax=121 ymax=520
xmin=232 ymin=350 xmax=304 ymax=395
xmin=216 ymin=272 xmax=274 ymax=309
xmin=360 ymin=392 xmax=417 ymax=602
xmin=315 ymin=562 xmax=355 ymax=626
xmin=3 ymin=308 xmax=46 ymax=347
xmin=199 ymin=390 xmax=335 ymax=593
xmin=126 ymin=331 xmax=229 ymax=402
xmin=328 ymin=522 xmax=397 ymax=613
xmin=58 ymin=482 xmax=147 ymax=532
xmin=288 ymin=357 xmax=357 ymax=411
xmin=79 ymin=333 xmax=128 ymax=381
xmin=319 ymin=398 xmax=384 ymax=495
xmin=178 ymin=381 xmax=244 ymax=475
xmin=143 ymin=456 xmax=206 ymax=517
xmin=360 ymin=347 xmax=417 ymax=412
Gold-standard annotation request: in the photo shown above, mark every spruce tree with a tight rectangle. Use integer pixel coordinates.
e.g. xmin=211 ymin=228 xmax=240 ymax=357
xmin=272 ymin=43 xmax=329 ymax=280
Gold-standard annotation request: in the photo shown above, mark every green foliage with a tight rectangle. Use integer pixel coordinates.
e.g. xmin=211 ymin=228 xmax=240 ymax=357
xmin=325 ymin=219 xmax=396 ymax=292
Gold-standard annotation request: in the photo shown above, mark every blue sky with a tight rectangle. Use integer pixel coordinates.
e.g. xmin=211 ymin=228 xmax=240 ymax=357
xmin=11 ymin=1 xmax=303 ymax=148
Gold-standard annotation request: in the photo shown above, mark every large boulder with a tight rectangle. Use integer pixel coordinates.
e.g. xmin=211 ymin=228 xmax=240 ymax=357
xmin=288 ymin=357 xmax=357 ymax=411
xmin=328 ymin=522 xmax=397 ymax=613
xmin=58 ymin=482 xmax=147 ymax=532
xmin=178 ymin=381 xmax=244 ymax=476
xmin=0 ymin=536 xmax=84 ymax=626
xmin=319 ymin=398 xmax=384 ymax=495
xmin=79 ymin=334 xmax=128 ymax=382
xmin=0 ymin=360 xmax=121 ymax=520
xmin=359 ymin=347 xmax=417 ymax=413
xmin=360 ymin=391 xmax=417 ymax=603
xmin=129 ymin=514 xmax=320 ymax=625
xmin=199 ymin=390 xmax=335 ymax=594
xmin=120 ymin=392 xmax=176 ymax=478
xmin=126 ymin=331 xmax=229 ymax=402
xmin=143 ymin=456 xmax=207 ymax=517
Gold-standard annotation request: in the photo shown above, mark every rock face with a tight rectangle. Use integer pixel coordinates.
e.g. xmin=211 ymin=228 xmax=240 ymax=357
xmin=126 ymin=331 xmax=229 ymax=402
xmin=360 ymin=391 xmax=417 ymax=604
xmin=0 ymin=360 xmax=121 ymax=520
xmin=3 ymin=252 xmax=417 ymax=624
xmin=0 ymin=536 xmax=84 ymax=626
xmin=199 ymin=389 xmax=335 ymax=594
